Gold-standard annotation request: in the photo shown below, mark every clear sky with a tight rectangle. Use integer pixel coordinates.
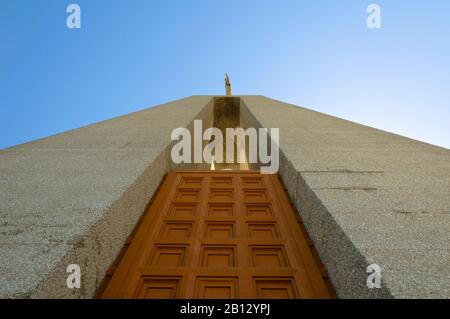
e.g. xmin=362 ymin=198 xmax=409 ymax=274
xmin=1 ymin=0 xmax=449 ymax=149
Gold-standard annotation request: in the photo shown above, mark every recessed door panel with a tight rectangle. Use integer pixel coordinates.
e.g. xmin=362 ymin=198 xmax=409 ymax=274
xmin=102 ymin=171 xmax=332 ymax=299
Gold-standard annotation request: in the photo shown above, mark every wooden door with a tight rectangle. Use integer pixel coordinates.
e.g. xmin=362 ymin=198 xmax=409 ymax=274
xmin=102 ymin=171 xmax=331 ymax=299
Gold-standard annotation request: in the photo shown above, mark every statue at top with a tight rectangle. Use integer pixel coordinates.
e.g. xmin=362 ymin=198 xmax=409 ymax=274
xmin=225 ymin=73 xmax=232 ymax=96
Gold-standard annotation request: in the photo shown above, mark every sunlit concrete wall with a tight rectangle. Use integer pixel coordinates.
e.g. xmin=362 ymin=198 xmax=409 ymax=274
xmin=0 ymin=96 xmax=213 ymax=298
xmin=241 ymin=96 xmax=450 ymax=299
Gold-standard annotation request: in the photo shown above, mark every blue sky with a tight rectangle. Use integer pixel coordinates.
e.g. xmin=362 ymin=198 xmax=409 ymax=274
xmin=1 ymin=0 xmax=449 ymax=149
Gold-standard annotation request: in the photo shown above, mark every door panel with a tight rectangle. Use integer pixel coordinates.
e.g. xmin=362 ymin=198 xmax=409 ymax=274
xmin=102 ymin=171 xmax=331 ymax=299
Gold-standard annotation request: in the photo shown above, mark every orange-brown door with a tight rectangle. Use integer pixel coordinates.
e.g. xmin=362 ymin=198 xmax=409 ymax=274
xmin=102 ymin=171 xmax=331 ymax=299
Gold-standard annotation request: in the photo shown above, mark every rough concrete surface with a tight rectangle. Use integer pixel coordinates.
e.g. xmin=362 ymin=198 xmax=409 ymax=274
xmin=1 ymin=95 xmax=449 ymax=299
xmin=241 ymin=96 xmax=450 ymax=298
xmin=0 ymin=96 xmax=212 ymax=298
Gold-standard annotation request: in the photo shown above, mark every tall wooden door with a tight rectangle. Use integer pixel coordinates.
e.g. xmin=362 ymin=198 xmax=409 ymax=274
xmin=102 ymin=171 xmax=331 ymax=299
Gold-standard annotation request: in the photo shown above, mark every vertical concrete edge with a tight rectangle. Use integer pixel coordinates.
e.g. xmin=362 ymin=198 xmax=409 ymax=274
xmin=240 ymin=97 xmax=393 ymax=299
xmin=294 ymin=172 xmax=393 ymax=299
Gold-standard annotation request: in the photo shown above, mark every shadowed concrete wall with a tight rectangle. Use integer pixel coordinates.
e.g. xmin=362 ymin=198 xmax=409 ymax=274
xmin=0 ymin=96 xmax=213 ymax=298
xmin=241 ymin=96 xmax=450 ymax=299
